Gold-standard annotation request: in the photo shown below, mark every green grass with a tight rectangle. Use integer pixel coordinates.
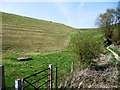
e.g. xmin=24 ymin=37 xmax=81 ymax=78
xmin=2 ymin=29 xmax=105 ymax=88
xmin=2 ymin=12 xmax=76 ymax=54
xmin=3 ymin=51 xmax=78 ymax=88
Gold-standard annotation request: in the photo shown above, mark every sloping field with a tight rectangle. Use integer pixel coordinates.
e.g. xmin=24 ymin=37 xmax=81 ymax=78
xmin=2 ymin=12 xmax=77 ymax=88
xmin=2 ymin=12 xmax=75 ymax=54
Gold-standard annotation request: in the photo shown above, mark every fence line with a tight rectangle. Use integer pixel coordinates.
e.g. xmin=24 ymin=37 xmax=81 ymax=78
xmin=15 ymin=64 xmax=57 ymax=90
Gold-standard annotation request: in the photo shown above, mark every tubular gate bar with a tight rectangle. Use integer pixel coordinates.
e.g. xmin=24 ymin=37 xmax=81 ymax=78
xmin=15 ymin=64 xmax=58 ymax=90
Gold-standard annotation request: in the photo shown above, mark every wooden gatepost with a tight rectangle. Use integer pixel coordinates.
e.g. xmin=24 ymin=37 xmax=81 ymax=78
xmin=0 ymin=65 xmax=5 ymax=90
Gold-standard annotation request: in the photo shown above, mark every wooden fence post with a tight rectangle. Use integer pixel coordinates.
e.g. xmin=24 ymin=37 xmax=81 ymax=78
xmin=21 ymin=78 xmax=24 ymax=90
xmin=15 ymin=79 xmax=21 ymax=90
xmin=49 ymin=64 xmax=52 ymax=90
xmin=55 ymin=66 xmax=58 ymax=90
xmin=0 ymin=65 xmax=5 ymax=90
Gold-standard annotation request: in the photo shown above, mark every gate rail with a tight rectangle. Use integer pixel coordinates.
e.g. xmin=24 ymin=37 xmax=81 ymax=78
xmin=15 ymin=64 xmax=57 ymax=90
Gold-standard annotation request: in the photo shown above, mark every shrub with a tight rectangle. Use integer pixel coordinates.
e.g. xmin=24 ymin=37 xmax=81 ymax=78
xmin=69 ymin=31 xmax=104 ymax=69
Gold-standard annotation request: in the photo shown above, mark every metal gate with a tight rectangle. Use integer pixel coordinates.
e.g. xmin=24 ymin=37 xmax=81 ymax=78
xmin=15 ymin=64 xmax=58 ymax=90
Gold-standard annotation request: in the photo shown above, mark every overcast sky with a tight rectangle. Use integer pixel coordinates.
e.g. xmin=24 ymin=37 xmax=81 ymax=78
xmin=1 ymin=1 xmax=119 ymax=28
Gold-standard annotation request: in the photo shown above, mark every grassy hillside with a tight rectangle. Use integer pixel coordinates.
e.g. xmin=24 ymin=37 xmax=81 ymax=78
xmin=2 ymin=28 xmax=104 ymax=88
xmin=2 ymin=12 xmax=77 ymax=88
xmin=2 ymin=12 xmax=75 ymax=54
xmin=3 ymin=12 xmax=117 ymax=89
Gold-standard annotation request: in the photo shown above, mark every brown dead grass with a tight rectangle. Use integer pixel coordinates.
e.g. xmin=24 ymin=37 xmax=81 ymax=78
xmin=60 ymin=54 xmax=119 ymax=88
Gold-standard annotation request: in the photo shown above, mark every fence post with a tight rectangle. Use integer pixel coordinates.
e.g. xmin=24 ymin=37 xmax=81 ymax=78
xmin=55 ymin=66 xmax=58 ymax=90
xmin=21 ymin=78 xmax=24 ymax=90
xmin=0 ymin=65 xmax=5 ymax=90
xmin=15 ymin=79 xmax=21 ymax=90
xmin=49 ymin=64 xmax=52 ymax=90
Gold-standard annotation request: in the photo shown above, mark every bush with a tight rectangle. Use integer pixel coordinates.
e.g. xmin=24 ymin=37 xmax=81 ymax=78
xmin=69 ymin=31 xmax=104 ymax=69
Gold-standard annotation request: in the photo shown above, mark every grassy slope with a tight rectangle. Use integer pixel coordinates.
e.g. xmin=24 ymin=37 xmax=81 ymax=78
xmin=3 ymin=30 xmax=102 ymax=88
xmin=2 ymin=12 xmax=106 ymax=88
xmin=2 ymin=12 xmax=77 ymax=88
xmin=2 ymin=12 xmax=75 ymax=54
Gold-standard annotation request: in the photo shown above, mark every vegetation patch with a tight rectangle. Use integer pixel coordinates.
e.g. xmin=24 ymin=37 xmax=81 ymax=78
xmin=69 ymin=30 xmax=104 ymax=69
xmin=109 ymin=47 xmax=120 ymax=56
xmin=110 ymin=54 xmax=119 ymax=65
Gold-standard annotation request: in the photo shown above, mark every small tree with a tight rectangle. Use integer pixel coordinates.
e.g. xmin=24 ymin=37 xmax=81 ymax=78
xmin=116 ymin=7 xmax=120 ymax=40
xmin=95 ymin=7 xmax=120 ymax=45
